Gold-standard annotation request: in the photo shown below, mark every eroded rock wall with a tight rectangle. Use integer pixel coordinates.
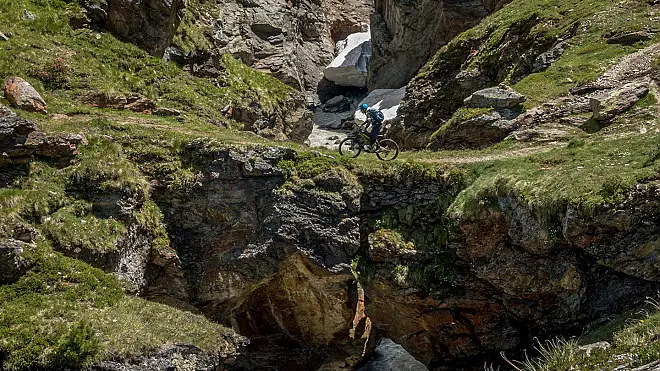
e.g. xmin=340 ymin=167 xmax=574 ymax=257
xmin=368 ymin=0 xmax=508 ymax=90
xmin=181 ymin=0 xmax=373 ymax=93
xmin=142 ymin=144 xmax=660 ymax=369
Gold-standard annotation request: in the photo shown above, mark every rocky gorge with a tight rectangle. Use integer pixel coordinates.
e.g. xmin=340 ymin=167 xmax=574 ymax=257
xmin=2 ymin=0 xmax=660 ymax=369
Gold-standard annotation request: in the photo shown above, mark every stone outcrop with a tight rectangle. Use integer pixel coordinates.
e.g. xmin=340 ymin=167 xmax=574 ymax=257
xmin=368 ymin=0 xmax=510 ymax=90
xmin=428 ymin=108 xmax=521 ymax=150
xmin=76 ymin=0 xmax=187 ymax=56
xmin=324 ymin=31 xmax=372 ymax=87
xmin=0 ymin=239 xmax=31 ymax=284
xmin=463 ymin=86 xmax=526 ymax=109
xmin=428 ymin=86 xmax=526 ymax=149
xmin=2 ymin=77 xmax=47 ymax=113
xmin=233 ymin=92 xmax=313 ymax=143
xmin=174 ymin=0 xmax=372 ymax=93
xmin=0 ymin=105 xmax=87 ymax=166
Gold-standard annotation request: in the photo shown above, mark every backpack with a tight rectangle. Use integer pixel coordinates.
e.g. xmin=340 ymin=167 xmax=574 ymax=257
xmin=368 ymin=108 xmax=385 ymax=123
xmin=376 ymin=110 xmax=385 ymax=123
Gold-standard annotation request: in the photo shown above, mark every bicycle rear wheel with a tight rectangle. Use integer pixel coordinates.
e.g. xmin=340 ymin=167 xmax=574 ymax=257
xmin=339 ymin=137 xmax=362 ymax=158
xmin=376 ymin=139 xmax=399 ymax=161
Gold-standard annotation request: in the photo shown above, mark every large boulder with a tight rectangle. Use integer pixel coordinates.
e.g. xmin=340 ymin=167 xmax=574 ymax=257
xmin=464 ymin=86 xmax=526 ymax=109
xmin=2 ymin=77 xmax=47 ymax=113
xmin=324 ymin=31 xmax=372 ymax=88
xmin=428 ymin=109 xmax=519 ymax=150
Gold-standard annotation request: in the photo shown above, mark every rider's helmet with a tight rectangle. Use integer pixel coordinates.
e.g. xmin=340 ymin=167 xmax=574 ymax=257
xmin=359 ymin=103 xmax=369 ymax=113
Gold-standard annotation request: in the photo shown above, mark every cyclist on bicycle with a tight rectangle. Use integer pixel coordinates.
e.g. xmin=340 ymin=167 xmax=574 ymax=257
xmin=358 ymin=103 xmax=385 ymax=149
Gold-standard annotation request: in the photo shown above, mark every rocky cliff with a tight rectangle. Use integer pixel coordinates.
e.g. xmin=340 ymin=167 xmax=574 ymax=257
xmin=171 ymin=0 xmax=372 ymax=95
xmin=368 ymin=0 xmax=508 ymax=90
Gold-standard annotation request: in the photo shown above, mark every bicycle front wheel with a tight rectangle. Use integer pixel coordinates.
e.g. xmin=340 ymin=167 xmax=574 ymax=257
xmin=376 ymin=139 xmax=399 ymax=161
xmin=339 ymin=137 xmax=362 ymax=158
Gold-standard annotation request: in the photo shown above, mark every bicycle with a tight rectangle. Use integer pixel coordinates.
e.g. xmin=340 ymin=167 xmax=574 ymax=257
xmin=338 ymin=124 xmax=400 ymax=161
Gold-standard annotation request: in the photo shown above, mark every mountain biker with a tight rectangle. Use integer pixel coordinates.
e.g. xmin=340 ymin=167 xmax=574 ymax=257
xmin=358 ymin=103 xmax=385 ymax=149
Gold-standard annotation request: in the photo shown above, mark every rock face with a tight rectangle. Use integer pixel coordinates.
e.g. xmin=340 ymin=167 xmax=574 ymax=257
xmin=0 ymin=105 xmax=87 ymax=166
xmin=324 ymin=31 xmax=372 ymax=87
xmin=132 ymin=143 xmax=660 ymax=369
xmin=395 ymin=14 xmax=574 ymax=148
xmin=2 ymin=77 xmax=47 ymax=113
xmin=368 ymin=0 xmax=509 ymax=90
xmin=77 ymin=0 xmax=187 ymax=56
xmin=176 ymin=0 xmax=372 ymax=93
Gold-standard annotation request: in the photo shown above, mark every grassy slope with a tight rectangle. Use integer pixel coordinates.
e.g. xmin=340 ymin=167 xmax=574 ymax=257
xmin=0 ymin=244 xmax=238 ymax=370
xmin=0 ymin=0 xmax=292 ymax=124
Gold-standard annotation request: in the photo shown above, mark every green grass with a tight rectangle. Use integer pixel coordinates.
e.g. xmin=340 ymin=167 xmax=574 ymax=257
xmin=0 ymin=244 xmax=239 ymax=370
xmin=496 ymin=300 xmax=660 ymax=370
xmin=0 ymin=0 xmax=293 ymax=123
xmin=450 ymin=131 xmax=660 ymax=218
xmin=418 ymin=0 xmax=660 ymax=107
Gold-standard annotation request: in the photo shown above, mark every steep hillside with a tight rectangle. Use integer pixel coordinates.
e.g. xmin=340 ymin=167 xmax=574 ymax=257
xmin=0 ymin=0 xmax=312 ymax=142
xmin=1 ymin=0 xmax=660 ymax=370
xmin=393 ymin=0 xmax=660 ymax=148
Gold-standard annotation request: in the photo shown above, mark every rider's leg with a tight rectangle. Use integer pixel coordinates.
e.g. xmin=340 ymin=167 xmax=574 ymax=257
xmin=370 ymin=123 xmax=382 ymax=145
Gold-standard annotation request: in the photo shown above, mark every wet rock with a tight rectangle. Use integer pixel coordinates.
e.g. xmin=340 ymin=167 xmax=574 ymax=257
xmin=324 ymin=31 xmax=371 ymax=87
xmin=323 ymin=95 xmax=352 ymax=113
xmin=464 ymin=86 xmax=526 ymax=109
xmin=357 ymin=338 xmax=429 ymax=371
xmin=2 ymin=77 xmax=47 ymax=113
xmin=606 ymin=31 xmax=652 ymax=45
